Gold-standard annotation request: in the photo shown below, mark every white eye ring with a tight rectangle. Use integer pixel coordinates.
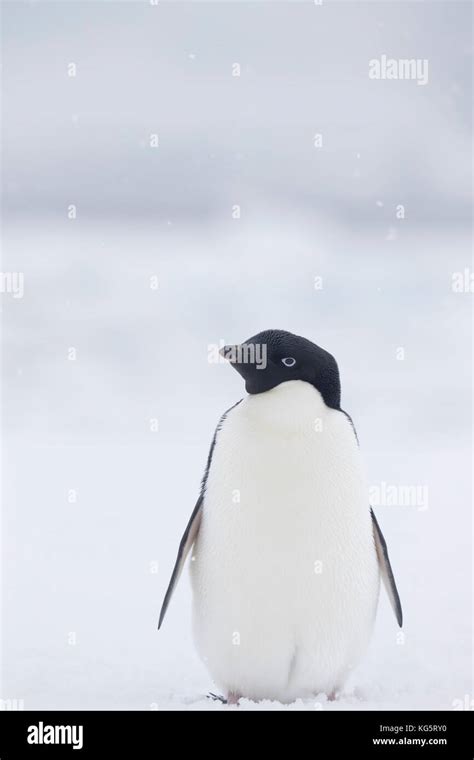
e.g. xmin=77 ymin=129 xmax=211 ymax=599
xmin=281 ymin=357 xmax=296 ymax=367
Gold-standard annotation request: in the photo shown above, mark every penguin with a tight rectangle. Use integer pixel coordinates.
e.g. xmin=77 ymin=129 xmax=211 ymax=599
xmin=158 ymin=329 xmax=402 ymax=704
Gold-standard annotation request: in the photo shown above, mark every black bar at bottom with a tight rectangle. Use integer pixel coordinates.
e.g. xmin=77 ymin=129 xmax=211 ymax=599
xmin=0 ymin=710 xmax=471 ymax=757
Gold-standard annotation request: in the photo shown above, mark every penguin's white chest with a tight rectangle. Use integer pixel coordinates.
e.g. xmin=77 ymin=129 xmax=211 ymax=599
xmin=191 ymin=381 xmax=379 ymax=702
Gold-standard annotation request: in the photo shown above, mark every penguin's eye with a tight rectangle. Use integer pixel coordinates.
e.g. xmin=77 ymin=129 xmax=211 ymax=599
xmin=281 ymin=357 xmax=296 ymax=367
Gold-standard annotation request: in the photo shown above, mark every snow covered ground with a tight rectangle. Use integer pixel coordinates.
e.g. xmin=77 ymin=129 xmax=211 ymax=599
xmin=1 ymin=220 xmax=471 ymax=711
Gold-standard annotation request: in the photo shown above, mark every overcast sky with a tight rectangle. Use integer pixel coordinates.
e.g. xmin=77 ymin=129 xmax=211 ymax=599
xmin=2 ymin=0 xmax=472 ymax=223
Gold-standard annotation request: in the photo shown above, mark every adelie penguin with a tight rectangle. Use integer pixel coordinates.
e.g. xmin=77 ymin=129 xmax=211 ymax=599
xmin=158 ymin=329 xmax=402 ymax=704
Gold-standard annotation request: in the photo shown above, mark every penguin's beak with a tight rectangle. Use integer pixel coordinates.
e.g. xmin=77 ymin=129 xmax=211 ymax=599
xmin=219 ymin=344 xmax=241 ymax=364
xmin=220 ymin=340 xmax=270 ymax=393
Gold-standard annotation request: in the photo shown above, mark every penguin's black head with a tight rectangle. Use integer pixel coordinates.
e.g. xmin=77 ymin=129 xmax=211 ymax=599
xmin=220 ymin=329 xmax=341 ymax=409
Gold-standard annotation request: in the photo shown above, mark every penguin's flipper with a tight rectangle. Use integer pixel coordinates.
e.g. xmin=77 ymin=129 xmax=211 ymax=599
xmin=158 ymin=496 xmax=203 ymax=629
xmin=371 ymin=508 xmax=403 ymax=627
xmin=158 ymin=401 xmax=242 ymax=630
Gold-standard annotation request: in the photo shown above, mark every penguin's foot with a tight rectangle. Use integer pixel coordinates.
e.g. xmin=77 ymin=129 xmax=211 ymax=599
xmin=227 ymin=692 xmax=241 ymax=705
xmin=207 ymin=692 xmax=227 ymax=703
